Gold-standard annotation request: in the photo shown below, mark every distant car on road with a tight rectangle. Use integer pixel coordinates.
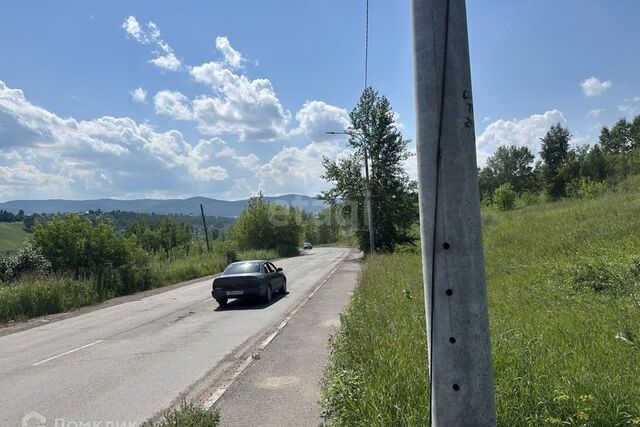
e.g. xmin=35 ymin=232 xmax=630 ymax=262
xmin=211 ymin=260 xmax=286 ymax=307
xmin=303 ymin=242 xmax=313 ymax=250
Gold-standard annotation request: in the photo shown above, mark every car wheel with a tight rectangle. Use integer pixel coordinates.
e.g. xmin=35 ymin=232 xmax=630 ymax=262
xmin=216 ymin=297 xmax=228 ymax=307
xmin=264 ymin=285 xmax=272 ymax=304
xmin=281 ymin=279 xmax=287 ymax=294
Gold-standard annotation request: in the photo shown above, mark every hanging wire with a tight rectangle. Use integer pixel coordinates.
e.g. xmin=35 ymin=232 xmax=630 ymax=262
xmin=364 ymin=0 xmax=369 ymax=89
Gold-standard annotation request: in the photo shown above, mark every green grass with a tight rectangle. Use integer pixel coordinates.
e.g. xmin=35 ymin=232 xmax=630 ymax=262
xmin=322 ymin=186 xmax=640 ymax=426
xmin=142 ymin=402 xmax=219 ymax=427
xmin=150 ymin=251 xmax=229 ymax=288
xmin=0 ymin=276 xmax=99 ymax=321
xmin=0 ymin=222 xmax=29 ymax=254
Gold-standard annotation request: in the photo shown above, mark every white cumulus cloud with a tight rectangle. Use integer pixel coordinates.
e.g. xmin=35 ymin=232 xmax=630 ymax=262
xmin=215 ymin=36 xmax=243 ymax=69
xmin=581 ymin=77 xmax=612 ymax=97
xmin=0 ymin=80 xmax=229 ymax=200
xmin=154 ymin=90 xmax=193 ymax=120
xmin=258 ymin=141 xmax=351 ymax=194
xmin=122 ymin=16 xmax=144 ymax=42
xmin=122 ymin=16 xmax=181 ymax=72
xmin=476 ymin=110 xmax=566 ymax=166
xmin=130 ymin=87 xmax=147 ymax=103
xmin=292 ymin=101 xmax=350 ymax=142
xmin=150 ymin=53 xmax=181 ymax=72
xmin=187 ymin=39 xmax=290 ymax=141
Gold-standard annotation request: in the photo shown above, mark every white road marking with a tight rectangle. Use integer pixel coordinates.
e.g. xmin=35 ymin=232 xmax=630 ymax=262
xmin=203 ymin=260 xmax=345 ymax=409
xmin=32 ymin=340 xmax=105 ymax=366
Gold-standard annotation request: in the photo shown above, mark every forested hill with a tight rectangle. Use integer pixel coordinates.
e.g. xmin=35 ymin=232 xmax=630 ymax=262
xmin=0 ymin=194 xmax=325 ymax=216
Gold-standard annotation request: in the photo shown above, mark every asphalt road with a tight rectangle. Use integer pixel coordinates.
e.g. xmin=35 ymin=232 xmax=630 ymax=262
xmin=0 ymin=247 xmax=351 ymax=426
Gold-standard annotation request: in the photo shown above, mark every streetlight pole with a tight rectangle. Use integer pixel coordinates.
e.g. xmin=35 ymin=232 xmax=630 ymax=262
xmin=326 ymin=130 xmax=375 ymax=253
xmin=362 ymin=145 xmax=375 ymax=253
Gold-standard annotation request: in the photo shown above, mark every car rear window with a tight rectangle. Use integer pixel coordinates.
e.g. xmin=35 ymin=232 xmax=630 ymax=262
xmin=223 ymin=262 xmax=262 ymax=275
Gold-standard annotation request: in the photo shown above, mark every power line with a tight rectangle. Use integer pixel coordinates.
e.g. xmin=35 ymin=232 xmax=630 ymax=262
xmin=364 ymin=0 xmax=369 ymax=89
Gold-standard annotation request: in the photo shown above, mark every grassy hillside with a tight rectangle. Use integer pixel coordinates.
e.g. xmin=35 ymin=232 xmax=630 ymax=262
xmin=322 ymin=185 xmax=640 ymax=426
xmin=0 ymin=222 xmax=29 ymax=254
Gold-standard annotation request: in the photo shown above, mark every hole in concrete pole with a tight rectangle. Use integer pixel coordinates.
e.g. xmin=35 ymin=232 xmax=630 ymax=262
xmin=442 ymin=242 xmax=451 ymax=250
xmin=445 ymin=289 xmax=453 ymax=296
xmin=449 ymin=337 xmax=456 ymax=343
xmin=452 ymin=384 xmax=460 ymax=391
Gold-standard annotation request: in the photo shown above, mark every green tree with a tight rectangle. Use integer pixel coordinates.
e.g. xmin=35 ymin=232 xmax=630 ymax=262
xmin=316 ymin=206 xmax=343 ymax=244
xmin=228 ymin=194 xmax=302 ymax=255
xmin=630 ymin=115 xmax=640 ymax=150
xmin=600 ymin=118 xmax=633 ymax=154
xmin=579 ymin=144 xmax=610 ymax=182
xmin=540 ymin=123 xmax=571 ymax=200
xmin=493 ymin=183 xmax=517 ymax=211
xmin=23 ymin=214 xmax=36 ymax=232
xmin=479 ymin=145 xmax=536 ymax=198
xmin=319 ymin=88 xmax=417 ymax=252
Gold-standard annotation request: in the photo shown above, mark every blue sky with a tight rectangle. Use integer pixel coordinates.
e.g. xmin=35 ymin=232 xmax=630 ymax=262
xmin=0 ymin=1 xmax=638 ymax=201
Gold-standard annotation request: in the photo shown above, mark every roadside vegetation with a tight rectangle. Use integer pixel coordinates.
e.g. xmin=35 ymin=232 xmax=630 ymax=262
xmin=322 ymin=176 xmax=640 ymax=426
xmin=142 ymin=402 xmax=219 ymax=427
xmin=480 ymin=114 xmax=640 ymax=211
xmin=0 ymin=194 xmax=345 ymax=323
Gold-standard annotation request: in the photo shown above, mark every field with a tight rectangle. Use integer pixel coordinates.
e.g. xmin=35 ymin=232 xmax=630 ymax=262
xmin=322 ymin=185 xmax=640 ymax=426
xmin=0 ymin=222 xmax=29 ymax=254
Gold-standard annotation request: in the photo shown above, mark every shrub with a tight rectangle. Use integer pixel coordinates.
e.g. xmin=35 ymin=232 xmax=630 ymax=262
xmin=516 ymin=191 xmax=544 ymax=207
xmin=212 ymin=240 xmax=238 ymax=263
xmin=275 ymin=244 xmax=299 ymax=258
xmin=0 ymin=240 xmax=51 ymax=282
xmin=493 ymin=183 xmax=517 ymax=211
xmin=568 ymin=256 xmax=640 ymax=296
xmin=32 ymin=214 xmax=155 ymax=295
xmin=577 ymin=178 xmax=606 ymax=199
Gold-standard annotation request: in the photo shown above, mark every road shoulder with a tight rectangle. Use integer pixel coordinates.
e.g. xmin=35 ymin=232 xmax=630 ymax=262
xmin=213 ymin=254 xmax=361 ymax=426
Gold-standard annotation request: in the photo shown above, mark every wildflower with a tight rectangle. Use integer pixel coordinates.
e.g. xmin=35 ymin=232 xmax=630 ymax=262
xmin=555 ymin=394 xmax=570 ymax=402
xmin=546 ymin=417 xmax=562 ymax=425
xmin=579 ymin=394 xmax=594 ymax=403
xmin=577 ymin=410 xmax=589 ymax=421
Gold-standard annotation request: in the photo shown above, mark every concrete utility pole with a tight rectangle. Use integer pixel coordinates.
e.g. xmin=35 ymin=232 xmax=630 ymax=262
xmin=411 ymin=0 xmax=496 ymax=425
xmin=200 ymin=203 xmax=210 ymax=252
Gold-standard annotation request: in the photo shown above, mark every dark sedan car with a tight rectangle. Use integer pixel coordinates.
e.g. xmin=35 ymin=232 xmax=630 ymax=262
xmin=211 ymin=260 xmax=286 ymax=307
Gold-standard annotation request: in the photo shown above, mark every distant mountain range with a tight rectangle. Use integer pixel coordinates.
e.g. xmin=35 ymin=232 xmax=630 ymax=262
xmin=0 ymin=194 xmax=326 ymax=217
